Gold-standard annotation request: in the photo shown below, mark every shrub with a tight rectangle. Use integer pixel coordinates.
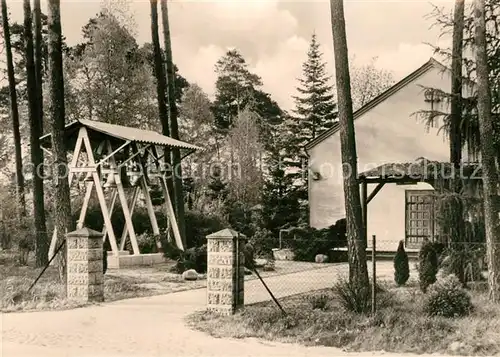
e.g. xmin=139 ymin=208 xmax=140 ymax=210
xmin=184 ymin=210 xmax=227 ymax=248
xmin=286 ymin=219 xmax=347 ymax=262
xmin=424 ymin=274 xmax=473 ymax=318
xmin=440 ymin=247 xmax=485 ymax=287
xmin=248 ymin=228 xmax=275 ymax=259
xmin=172 ymin=244 xmax=208 ymax=274
xmin=126 ymin=233 xmax=158 ymax=254
xmin=306 ymin=292 xmax=330 ymax=311
xmin=161 ymin=238 xmax=184 ymax=261
xmin=333 ymin=277 xmax=371 ymax=314
xmin=418 ymin=240 xmax=439 ymax=293
xmin=243 ymin=241 xmax=256 ymax=270
xmin=394 ymin=240 xmax=410 ymax=286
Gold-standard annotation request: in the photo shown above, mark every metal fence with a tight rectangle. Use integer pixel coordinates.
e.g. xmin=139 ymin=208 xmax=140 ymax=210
xmin=243 ymin=237 xmax=488 ymax=311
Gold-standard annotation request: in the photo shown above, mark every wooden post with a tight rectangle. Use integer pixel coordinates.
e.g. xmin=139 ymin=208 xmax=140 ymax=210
xmin=372 ymin=234 xmax=376 ymax=315
xmin=106 ymin=140 xmax=140 ymax=255
xmin=361 ymin=180 xmax=368 ymax=246
xmin=120 ymin=186 xmax=140 ymax=251
xmin=101 ymin=188 xmax=118 ymax=241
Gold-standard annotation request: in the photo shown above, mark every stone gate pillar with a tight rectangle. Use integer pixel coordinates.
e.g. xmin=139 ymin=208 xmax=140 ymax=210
xmin=206 ymin=228 xmax=246 ymax=315
xmin=66 ymin=227 xmax=104 ymax=303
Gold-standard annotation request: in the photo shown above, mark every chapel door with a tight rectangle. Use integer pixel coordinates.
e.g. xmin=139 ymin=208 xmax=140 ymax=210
xmin=405 ymin=190 xmax=435 ymax=249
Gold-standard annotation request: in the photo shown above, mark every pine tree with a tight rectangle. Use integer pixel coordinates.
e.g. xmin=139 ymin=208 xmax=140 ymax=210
xmin=261 ymin=126 xmax=301 ymax=236
xmin=330 ymin=0 xmax=369 ymax=292
xmin=290 ymin=33 xmax=337 ymax=145
xmin=284 ymin=34 xmax=337 ymax=219
xmin=394 ymin=240 xmax=410 ymax=286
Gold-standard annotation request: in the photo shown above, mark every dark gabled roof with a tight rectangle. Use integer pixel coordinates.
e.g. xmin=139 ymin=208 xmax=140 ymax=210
xmin=304 ymin=58 xmax=448 ymax=152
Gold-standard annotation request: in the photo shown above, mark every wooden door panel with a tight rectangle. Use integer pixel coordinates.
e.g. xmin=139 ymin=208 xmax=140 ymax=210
xmin=405 ymin=190 xmax=435 ymax=249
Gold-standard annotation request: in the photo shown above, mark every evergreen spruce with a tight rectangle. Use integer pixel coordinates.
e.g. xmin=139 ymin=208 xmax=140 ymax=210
xmin=284 ymin=33 xmax=337 ymax=219
xmin=261 ymin=126 xmax=301 ymax=236
xmin=418 ymin=240 xmax=439 ymax=293
xmin=291 ymin=33 xmax=337 ymax=141
xmin=394 ymin=240 xmax=410 ymax=286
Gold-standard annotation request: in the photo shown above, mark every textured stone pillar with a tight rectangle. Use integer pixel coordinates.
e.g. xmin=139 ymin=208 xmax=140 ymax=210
xmin=206 ymin=228 xmax=246 ymax=315
xmin=66 ymin=227 xmax=104 ymax=303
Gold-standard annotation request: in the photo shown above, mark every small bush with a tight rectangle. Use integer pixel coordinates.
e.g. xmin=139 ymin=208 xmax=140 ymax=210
xmin=172 ymin=244 xmax=208 ymax=274
xmin=243 ymin=242 xmax=256 ymax=270
xmin=424 ymin=275 xmax=473 ymax=318
xmin=440 ymin=247 xmax=485 ymax=287
xmin=418 ymin=240 xmax=439 ymax=293
xmin=184 ymin=210 xmax=227 ymax=248
xmin=126 ymin=233 xmax=158 ymax=254
xmin=162 ymin=238 xmax=184 ymax=261
xmin=286 ymin=218 xmax=347 ymax=262
xmin=333 ymin=277 xmax=371 ymax=314
xmin=249 ymin=228 xmax=275 ymax=259
xmin=394 ymin=240 xmax=410 ymax=286
xmin=306 ymin=293 xmax=330 ymax=311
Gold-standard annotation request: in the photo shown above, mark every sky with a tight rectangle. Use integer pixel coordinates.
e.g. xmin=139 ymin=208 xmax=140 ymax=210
xmin=5 ymin=0 xmax=456 ymax=111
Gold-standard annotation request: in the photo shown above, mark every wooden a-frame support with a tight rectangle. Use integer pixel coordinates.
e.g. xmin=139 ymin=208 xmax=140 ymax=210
xmin=48 ymin=126 xmax=184 ymax=259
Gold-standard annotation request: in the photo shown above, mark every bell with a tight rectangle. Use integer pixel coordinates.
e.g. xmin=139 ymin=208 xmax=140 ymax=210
xmin=120 ymin=167 xmax=131 ymax=188
xmin=103 ymin=173 xmax=117 ymax=189
xmin=129 ymin=170 xmax=142 ymax=187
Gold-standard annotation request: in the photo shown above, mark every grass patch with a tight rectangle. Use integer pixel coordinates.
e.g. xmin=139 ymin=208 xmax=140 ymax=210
xmin=0 ymin=249 xmax=206 ymax=312
xmin=187 ymin=281 xmax=500 ymax=355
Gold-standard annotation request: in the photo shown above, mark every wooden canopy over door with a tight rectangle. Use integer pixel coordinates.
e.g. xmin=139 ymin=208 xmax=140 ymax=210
xmin=405 ymin=189 xmax=436 ymax=249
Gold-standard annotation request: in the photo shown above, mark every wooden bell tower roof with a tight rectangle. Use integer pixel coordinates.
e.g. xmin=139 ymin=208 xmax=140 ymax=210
xmin=40 ymin=119 xmax=203 ymax=159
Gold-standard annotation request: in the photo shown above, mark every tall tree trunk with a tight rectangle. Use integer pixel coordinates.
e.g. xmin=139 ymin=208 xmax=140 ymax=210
xmin=1 ymin=0 xmax=26 ymax=220
xmin=160 ymin=0 xmax=187 ymax=248
xmin=475 ymin=0 xmax=500 ymax=298
xmin=48 ymin=0 xmax=74 ymax=283
xmin=34 ymin=0 xmax=44 ymax=135
xmin=33 ymin=0 xmax=49 ymax=266
xmin=449 ymin=0 xmax=465 ymax=251
xmin=450 ymin=0 xmax=464 ymax=167
xmin=150 ymin=0 xmax=174 ymax=219
xmin=475 ymin=0 xmax=500 ymax=302
xmin=329 ymin=0 xmax=369 ymax=289
xmin=23 ymin=0 xmax=49 ymax=267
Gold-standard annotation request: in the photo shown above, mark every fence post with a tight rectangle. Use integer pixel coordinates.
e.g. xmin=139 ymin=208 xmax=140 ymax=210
xmin=66 ymin=227 xmax=104 ymax=303
xmin=206 ymin=228 xmax=246 ymax=315
xmin=371 ymin=234 xmax=376 ymax=315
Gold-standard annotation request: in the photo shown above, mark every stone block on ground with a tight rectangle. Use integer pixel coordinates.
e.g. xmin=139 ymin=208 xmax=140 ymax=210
xmin=182 ymin=269 xmax=198 ymax=281
xmin=262 ymin=261 xmax=275 ymax=271
xmin=315 ymin=254 xmax=328 ymax=263
xmin=254 ymin=258 xmax=268 ymax=268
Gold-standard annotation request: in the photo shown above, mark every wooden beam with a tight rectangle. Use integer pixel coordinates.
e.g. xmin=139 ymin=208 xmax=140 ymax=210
xmin=67 ymin=127 xmax=85 ymax=187
xmin=133 ymin=144 xmax=161 ymax=238
xmin=96 ymin=140 xmax=131 ymax=168
xmin=117 ymin=144 xmax=151 ymax=168
xmin=106 ymin=140 xmax=140 ymax=255
xmin=360 ymin=180 xmax=368 ymax=246
xmin=159 ymin=174 xmax=184 ymax=250
xmin=116 ymin=177 xmax=140 ymax=254
xmin=102 ymin=188 xmax=118 ymax=242
xmin=84 ymin=133 xmax=119 ymax=255
xmin=120 ymin=186 xmax=140 ymax=251
xmin=76 ymin=181 xmax=94 ymax=229
xmin=367 ymin=182 xmax=385 ymax=204
xmin=68 ymin=167 xmax=97 ymax=173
